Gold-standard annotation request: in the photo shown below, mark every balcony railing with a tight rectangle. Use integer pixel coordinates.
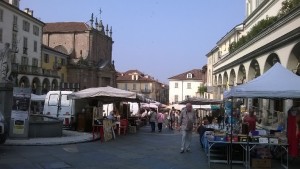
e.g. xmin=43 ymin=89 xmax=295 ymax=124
xmin=53 ymin=62 xmax=62 ymax=70
xmin=12 ymin=63 xmax=59 ymax=77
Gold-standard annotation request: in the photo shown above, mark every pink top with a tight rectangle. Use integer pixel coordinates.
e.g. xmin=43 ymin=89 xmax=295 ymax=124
xmin=157 ymin=112 xmax=165 ymax=123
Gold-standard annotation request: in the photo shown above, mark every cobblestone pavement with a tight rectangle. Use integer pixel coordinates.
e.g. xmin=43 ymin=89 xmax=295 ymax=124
xmin=0 ymin=125 xmax=299 ymax=169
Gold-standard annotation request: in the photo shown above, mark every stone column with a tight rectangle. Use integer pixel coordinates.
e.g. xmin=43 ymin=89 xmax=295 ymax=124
xmin=0 ymin=82 xmax=13 ymax=130
xmin=262 ymin=99 xmax=269 ymax=125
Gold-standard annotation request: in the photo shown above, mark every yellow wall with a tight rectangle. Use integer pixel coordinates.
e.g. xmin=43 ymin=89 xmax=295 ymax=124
xmin=42 ymin=51 xmax=68 ymax=82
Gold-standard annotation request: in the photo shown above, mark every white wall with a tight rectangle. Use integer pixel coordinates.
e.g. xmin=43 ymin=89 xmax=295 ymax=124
xmin=0 ymin=2 xmax=43 ymax=67
xmin=169 ymin=80 xmax=202 ymax=104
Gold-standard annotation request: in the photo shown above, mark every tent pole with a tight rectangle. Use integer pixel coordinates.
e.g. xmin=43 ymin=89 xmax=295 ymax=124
xmin=230 ymin=97 xmax=233 ymax=169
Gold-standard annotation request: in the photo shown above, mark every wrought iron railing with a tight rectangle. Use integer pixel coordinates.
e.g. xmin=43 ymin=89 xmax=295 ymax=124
xmin=12 ymin=63 xmax=59 ymax=77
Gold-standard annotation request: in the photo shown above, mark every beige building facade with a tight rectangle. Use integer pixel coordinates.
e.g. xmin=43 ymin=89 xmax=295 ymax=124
xmin=206 ymin=0 xmax=300 ymax=127
xmin=117 ymin=70 xmax=168 ymax=104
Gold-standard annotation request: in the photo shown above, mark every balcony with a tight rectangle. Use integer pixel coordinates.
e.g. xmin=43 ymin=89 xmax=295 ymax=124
xmin=141 ymin=89 xmax=152 ymax=93
xmin=12 ymin=63 xmax=59 ymax=77
xmin=53 ymin=62 xmax=62 ymax=70
xmin=18 ymin=65 xmax=42 ymax=75
xmin=42 ymin=69 xmax=58 ymax=77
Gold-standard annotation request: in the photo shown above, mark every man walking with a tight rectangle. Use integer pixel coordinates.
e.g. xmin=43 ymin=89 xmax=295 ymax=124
xmin=179 ymin=103 xmax=196 ymax=153
xmin=168 ymin=107 xmax=176 ymax=130
xmin=149 ymin=108 xmax=157 ymax=132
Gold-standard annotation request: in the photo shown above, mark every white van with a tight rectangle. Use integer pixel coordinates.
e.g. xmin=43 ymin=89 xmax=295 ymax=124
xmin=43 ymin=91 xmax=74 ymax=127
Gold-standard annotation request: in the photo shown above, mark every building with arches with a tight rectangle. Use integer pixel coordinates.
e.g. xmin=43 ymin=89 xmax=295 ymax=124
xmin=206 ymin=0 xmax=300 ymax=125
xmin=0 ymin=0 xmax=50 ymax=93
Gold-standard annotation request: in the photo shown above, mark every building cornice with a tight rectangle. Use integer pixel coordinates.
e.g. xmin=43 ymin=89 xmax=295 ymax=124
xmin=216 ymin=23 xmax=244 ymax=45
xmin=213 ymin=6 xmax=300 ymax=74
xmin=42 ymin=45 xmax=69 ymax=58
xmin=214 ymin=27 xmax=300 ymax=74
xmin=243 ymin=0 xmax=273 ymax=24
xmin=0 ymin=0 xmax=45 ymax=26
xmin=206 ymin=46 xmax=219 ymax=57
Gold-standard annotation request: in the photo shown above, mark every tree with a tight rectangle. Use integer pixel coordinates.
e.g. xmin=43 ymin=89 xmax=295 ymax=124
xmin=198 ymin=85 xmax=207 ymax=97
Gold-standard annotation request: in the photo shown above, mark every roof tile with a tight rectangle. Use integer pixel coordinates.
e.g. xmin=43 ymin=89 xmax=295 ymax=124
xmin=43 ymin=22 xmax=90 ymax=33
xmin=168 ymin=69 xmax=203 ymax=80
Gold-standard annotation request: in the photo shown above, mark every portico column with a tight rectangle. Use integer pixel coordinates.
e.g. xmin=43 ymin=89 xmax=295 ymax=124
xmin=262 ymin=99 xmax=269 ymax=125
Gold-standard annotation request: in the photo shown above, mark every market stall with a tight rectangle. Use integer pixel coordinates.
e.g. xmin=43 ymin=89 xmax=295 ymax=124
xmin=68 ymin=86 xmax=144 ymax=141
xmin=220 ymin=63 xmax=300 ymax=168
xmin=179 ymin=97 xmax=223 ymax=105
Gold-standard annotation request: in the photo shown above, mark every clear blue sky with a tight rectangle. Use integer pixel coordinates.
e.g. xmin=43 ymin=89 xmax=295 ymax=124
xmin=20 ymin=0 xmax=245 ymax=84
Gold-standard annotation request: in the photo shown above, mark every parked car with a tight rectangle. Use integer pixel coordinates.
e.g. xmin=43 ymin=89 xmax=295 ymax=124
xmin=0 ymin=111 xmax=8 ymax=144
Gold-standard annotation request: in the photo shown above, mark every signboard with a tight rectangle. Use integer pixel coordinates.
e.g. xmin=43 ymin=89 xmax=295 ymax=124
xmin=103 ymin=119 xmax=113 ymax=142
xmin=9 ymin=87 xmax=31 ymax=138
xmin=11 ymin=110 xmax=28 ymax=134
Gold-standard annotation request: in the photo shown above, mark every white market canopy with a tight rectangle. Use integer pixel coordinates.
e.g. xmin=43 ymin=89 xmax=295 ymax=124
xmin=178 ymin=97 xmax=223 ymax=105
xmin=68 ymin=86 xmax=141 ymax=103
xmin=224 ymin=63 xmax=300 ymax=99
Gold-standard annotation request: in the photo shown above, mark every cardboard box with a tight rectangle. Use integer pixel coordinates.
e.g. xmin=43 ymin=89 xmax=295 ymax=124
xmin=214 ymin=134 xmax=226 ymax=141
xmin=269 ymin=138 xmax=279 ymax=144
xmin=259 ymin=137 xmax=268 ymax=144
xmin=252 ymin=158 xmax=271 ymax=168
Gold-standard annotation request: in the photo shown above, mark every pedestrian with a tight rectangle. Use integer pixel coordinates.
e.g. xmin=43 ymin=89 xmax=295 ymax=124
xmin=148 ymin=108 xmax=157 ymax=132
xmin=243 ymin=108 xmax=261 ymax=132
xmin=179 ymin=103 xmax=196 ymax=153
xmin=107 ymin=110 xmax=116 ymax=121
xmin=164 ymin=111 xmax=169 ymax=128
xmin=168 ymin=107 xmax=176 ymax=130
xmin=157 ymin=109 xmax=165 ymax=132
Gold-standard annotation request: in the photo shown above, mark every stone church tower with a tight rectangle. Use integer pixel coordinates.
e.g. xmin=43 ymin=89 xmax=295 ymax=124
xmin=42 ymin=14 xmax=117 ymax=89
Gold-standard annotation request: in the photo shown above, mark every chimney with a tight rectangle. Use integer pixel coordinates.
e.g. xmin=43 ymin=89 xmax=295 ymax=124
xmin=24 ymin=8 xmax=33 ymax=16
xmin=5 ymin=0 xmax=20 ymax=8
xmin=24 ymin=8 xmax=29 ymax=13
xmin=28 ymin=10 xmax=34 ymax=16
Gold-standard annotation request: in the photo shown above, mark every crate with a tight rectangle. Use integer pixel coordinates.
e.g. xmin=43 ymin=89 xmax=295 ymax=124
xmin=252 ymin=158 xmax=271 ymax=168
xmin=214 ymin=135 xmax=226 ymax=141
xmin=129 ymin=126 xmax=136 ymax=133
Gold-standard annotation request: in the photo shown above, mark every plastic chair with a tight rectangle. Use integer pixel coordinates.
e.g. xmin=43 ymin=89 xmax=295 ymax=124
xmin=119 ymin=119 xmax=129 ymax=135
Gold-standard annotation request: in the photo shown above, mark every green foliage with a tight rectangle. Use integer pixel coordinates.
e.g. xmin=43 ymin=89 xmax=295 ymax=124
xmin=229 ymin=0 xmax=300 ymax=53
xmin=198 ymin=85 xmax=207 ymax=96
xmin=279 ymin=0 xmax=300 ymax=17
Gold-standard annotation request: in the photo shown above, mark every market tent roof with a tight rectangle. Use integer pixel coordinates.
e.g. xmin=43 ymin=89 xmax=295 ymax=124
xmin=224 ymin=63 xmax=300 ymax=99
xmin=178 ymin=97 xmax=223 ymax=105
xmin=141 ymin=103 xmax=158 ymax=109
xmin=30 ymin=94 xmax=46 ymax=101
xmin=68 ymin=86 xmax=141 ymax=103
